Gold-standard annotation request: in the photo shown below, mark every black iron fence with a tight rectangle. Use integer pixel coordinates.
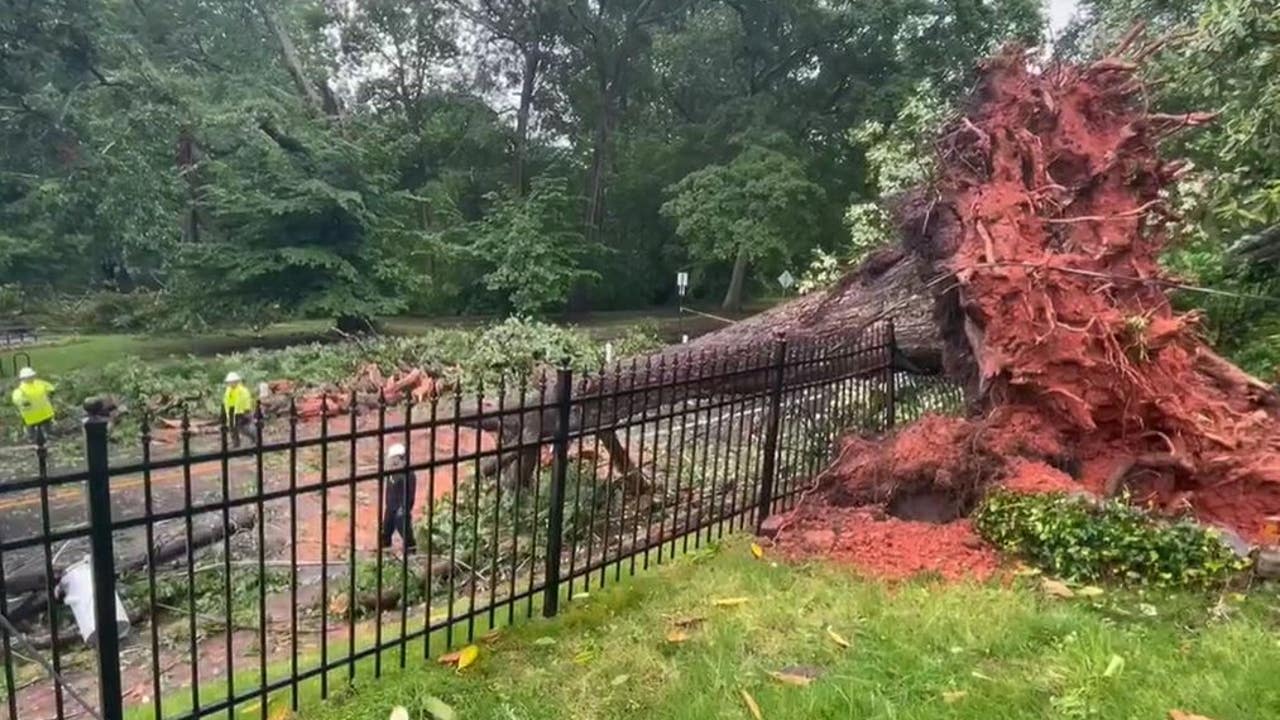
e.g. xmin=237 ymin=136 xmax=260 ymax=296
xmin=0 ymin=328 xmax=36 ymax=350
xmin=0 ymin=321 xmax=958 ymax=720
xmin=0 ymin=352 xmax=32 ymax=379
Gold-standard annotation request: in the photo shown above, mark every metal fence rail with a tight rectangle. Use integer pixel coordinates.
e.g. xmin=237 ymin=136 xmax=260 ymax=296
xmin=0 ymin=321 xmax=956 ymax=720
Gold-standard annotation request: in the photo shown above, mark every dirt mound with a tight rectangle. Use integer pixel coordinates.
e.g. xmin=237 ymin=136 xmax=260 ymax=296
xmin=772 ymin=37 xmax=1280 ymax=578
xmin=771 ymin=507 xmax=999 ymax=582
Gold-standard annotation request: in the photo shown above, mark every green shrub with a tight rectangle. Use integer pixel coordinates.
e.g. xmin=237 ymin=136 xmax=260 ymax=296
xmin=466 ymin=317 xmax=602 ymax=387
xmin=611 ymin=319 xmax=664 ymax=358
xmin=121 ymin=564 xmax=289 ymax=628
xmin=0 ymin=284 xmax=24 ymax=319
xmin=973 ymin=490 xmax=1249 ymax=586
xmin=347 ymin=556 xmax=427 ymax=619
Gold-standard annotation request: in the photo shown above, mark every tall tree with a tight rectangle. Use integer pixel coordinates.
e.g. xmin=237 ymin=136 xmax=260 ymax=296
xmin=564 ymin=0 xmax=684 ymax=248
xmin=662 ymin=143 xmax=826 ymax=310
xmin=340 ymin=0 xmax=459 ymax=123
xmin=454 ymin=0 xmax=562 ymax=194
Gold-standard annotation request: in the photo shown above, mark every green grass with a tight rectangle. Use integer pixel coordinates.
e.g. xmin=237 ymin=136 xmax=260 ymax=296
xmin=116 ymin=537 xmax=1280 ymax=720
xmin=9 ymin=303 xmax=773 ymax=378
xmin=11 ymin=321 xmax=336 ymax=376
xmin=267 ymin=537 xmax=1280 ymax=720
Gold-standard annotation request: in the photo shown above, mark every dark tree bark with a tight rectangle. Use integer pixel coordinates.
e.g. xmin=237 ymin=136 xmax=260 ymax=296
xmin=176 ymin=127 xmax=201 ymax=243
xmin=469 ymin=246 xmax=942 ymax=484
xmin=513 ymin=49 xmax=542 ymax=195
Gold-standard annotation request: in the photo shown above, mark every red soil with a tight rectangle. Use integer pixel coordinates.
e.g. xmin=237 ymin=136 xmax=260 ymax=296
xmin=772 ymin=40 xmax=1280 ymax=579
xmin=775 ymin=506 xmax=998 ymax=582
xmin=1002 ymin=458 xmax=1080 ymax=495
xmin=935 ymin=46 xmax=1280 ymax=540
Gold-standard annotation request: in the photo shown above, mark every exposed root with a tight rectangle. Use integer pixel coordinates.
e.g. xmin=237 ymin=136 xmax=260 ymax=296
xmin=771 ymin=40 xmax=1280 ymax=581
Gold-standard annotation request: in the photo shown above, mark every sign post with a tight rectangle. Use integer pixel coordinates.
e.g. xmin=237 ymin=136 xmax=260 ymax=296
xmin=777 ymin=270 xmax=795 ymax=293
xmin=676 ymin=271 xmax=689 ymax=343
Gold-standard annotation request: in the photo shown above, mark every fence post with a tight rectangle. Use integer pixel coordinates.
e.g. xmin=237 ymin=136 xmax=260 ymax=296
xmin=755 ymin=337 xmax=788 ymax=531
xmin=83 ymin=401 xmax=124 ymax=720
xmin=884 ymin=321 xmax=897 ymax=429
xmin=542 ymin=367 xmax=573 ymax=618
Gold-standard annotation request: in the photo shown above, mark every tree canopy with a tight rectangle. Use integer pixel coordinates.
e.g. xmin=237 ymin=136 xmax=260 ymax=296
xmin=4 ymin=0 xmax=1048 ymax=325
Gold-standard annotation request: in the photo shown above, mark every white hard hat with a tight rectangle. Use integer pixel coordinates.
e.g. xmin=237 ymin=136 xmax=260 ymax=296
xmin=18 ymin=367 xmax=36 ymax=380
xmin=387 ymin=443 xmax=406 ymax=459
xmin=224 ymin=372 xmax=242 ymax=384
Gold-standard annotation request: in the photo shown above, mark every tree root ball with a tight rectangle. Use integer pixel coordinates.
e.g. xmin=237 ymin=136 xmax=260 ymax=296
xmin=772 ymin=40 xmax=1280 ymax=579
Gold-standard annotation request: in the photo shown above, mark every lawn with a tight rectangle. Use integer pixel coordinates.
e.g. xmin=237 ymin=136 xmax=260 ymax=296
xmin=8 ymin=304 xmax=772 ymax=378
xmin=10 ymin=321 xmax=337 ymax=376
xmin=296 ymin=538 xmax=1280 ymax=720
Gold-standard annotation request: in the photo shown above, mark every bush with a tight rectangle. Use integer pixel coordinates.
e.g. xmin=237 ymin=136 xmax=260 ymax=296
xmin=973 ymin=490 xmax=1249 ymax=587
xmin=41 ymin=291 xmax=173 ymax=332
xmin=0 ymin=284 xmax=24 ymax=319
xmin=24 ymin=318 xmax=664 ymax=446
xmin=121 ymin=564 xmax=289 ymax=628
xmin=466 ymin=317 xmax=602 ymax=387
xmin=611 ymin=319 xmax=664 ymax=358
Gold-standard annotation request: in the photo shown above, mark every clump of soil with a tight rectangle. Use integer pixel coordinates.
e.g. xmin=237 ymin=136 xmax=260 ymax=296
xmin=773 ymin=37 xmax=1280 ymax=578
xmin=771 ymin=507 xmax=999 ymax=582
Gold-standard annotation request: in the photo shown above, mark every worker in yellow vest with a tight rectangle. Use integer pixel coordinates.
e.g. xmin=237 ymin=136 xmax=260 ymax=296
xmin=222 ymin=371 xmax=256 ymax=448
xmin=11 ymin=367 xmax=55 ymax=446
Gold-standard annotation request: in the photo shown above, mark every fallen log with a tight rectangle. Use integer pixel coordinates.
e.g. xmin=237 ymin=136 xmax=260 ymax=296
xmin=3 ymin=506 xmax=257 ymax=625
xmin=455 ymin=248 xmax=941 ymax=484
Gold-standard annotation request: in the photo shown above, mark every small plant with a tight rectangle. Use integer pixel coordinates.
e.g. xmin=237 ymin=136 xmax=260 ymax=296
xmin=122 ymin=564 xmax=289 ymax=628
xmin=345 ymin=556 xmax=428 ymax=618
xmin=1121 ymin=314 xmax=1152 ymax=363
xmin=973 ymin=490 xmax=1249 ymax=586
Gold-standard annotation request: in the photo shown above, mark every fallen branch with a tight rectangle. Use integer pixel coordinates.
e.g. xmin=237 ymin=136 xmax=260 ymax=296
xmin=4 ymin=507 xmax=257 ymax=625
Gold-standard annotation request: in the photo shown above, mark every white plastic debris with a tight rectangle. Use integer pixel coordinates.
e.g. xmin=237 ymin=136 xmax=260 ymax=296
xmin=59 ymin=556 xmax=130 ymax=646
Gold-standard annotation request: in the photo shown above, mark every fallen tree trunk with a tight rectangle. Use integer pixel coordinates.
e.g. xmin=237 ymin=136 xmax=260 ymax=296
xmin=3 ymin=507 xmax=257 ymax=625
xmin=464 ymin=247 xmax=941 ymax=481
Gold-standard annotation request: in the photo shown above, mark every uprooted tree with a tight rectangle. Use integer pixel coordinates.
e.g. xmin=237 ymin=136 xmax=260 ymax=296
xmin=792 ymin=36 xmax=1280 ymax=543
xmin=481 ymin=32 xmax=1280 ymax=548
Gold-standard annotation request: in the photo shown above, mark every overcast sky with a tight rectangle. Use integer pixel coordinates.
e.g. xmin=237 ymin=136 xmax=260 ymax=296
xmin=1047 ymin=0 xmax=1082 ymax=35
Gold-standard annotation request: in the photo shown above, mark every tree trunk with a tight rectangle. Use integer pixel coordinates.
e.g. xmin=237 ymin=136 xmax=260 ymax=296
xmin=3 ymin=507 xmax=257 ymax=625
xmin=514 ymin=49 xmax=541 ymax=196
xmin=177 ymin=128 xmax=201 ymax=243
xmin=583 ymin=113 xmax=612 ymax=246
xmin=722 ymin=246 xmax=750 ymax=312
xmin=466 ymin=246 xmax=943 ymax=480
xmin=256 ymin=0 xmax=325 ymax=114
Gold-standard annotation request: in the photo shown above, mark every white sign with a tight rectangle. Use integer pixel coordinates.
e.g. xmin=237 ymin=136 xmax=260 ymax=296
xmin=676 ymin=271 xmax=689 ymax=296
xmin=777 ymin=270 xmax=795 ymax=289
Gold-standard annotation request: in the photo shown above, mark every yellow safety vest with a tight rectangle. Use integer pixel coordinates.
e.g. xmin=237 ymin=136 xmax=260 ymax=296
xmin=223 ymin=384 xmax=254 ymax=420
xmin=12 ymin=380 xmax=55 ymax=426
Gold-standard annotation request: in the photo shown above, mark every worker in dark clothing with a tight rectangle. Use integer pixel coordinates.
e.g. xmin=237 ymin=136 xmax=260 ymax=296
xmin=380 ymin=443 xmax=417 ymax=553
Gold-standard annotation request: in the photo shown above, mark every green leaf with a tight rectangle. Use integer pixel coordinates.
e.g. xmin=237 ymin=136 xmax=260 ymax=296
xmin=1103 ymin=654 xmax=1125 ymax=678
xmin=422 ymin=696 xmax=456 ymax=720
